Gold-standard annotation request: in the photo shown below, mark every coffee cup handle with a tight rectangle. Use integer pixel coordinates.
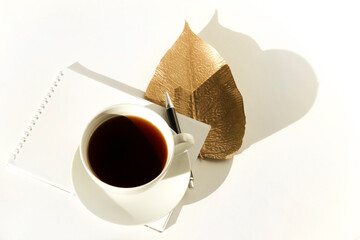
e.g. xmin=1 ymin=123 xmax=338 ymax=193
xmin=173 ymin=133 xmax=195 ymax=156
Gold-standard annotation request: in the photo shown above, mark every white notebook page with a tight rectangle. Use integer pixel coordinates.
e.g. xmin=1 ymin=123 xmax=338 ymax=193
xmin=8 ymin=62 xmax=210 ymax=195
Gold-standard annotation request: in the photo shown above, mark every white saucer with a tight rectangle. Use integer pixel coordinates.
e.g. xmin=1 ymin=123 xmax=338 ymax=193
xmin=71 ymin=148 xmax=190 ymax=225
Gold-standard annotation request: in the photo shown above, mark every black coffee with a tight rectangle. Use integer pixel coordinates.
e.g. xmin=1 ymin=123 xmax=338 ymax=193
xmin=88 ymin=115 xmax=167 ymax=188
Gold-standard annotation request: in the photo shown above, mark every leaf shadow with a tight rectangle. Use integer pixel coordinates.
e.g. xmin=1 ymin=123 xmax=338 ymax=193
xmin=182 ymin=11 xmax=318 ymax=205
xmin=199 ymin=12 xmax=318 ymax=154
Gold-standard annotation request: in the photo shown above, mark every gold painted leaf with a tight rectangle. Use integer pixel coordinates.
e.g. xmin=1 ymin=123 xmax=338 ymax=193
xmin=145 ymin=22 xmax=246 ymax=159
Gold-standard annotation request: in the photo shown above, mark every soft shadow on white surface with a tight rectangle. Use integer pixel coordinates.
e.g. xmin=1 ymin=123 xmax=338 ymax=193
xmin=199 ymin=12 xmax=318 ymax=153
xmin=183 ymin=11 xmax=318 ymax=205
xmin=182 ymin=157 xmax=233 ymax=205
xmin=165 ymin=158 xmax=234 ymax=230
xmin=69 ymin=63 xmax=145 ymax=99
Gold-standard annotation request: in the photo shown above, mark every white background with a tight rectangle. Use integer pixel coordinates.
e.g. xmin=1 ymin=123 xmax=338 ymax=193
xmin=1 ymin=0 xmax=359 ymax=239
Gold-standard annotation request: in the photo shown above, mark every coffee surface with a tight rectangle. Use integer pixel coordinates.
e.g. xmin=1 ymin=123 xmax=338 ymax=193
xmin=88 ymin=115 xmax=167 ymax=188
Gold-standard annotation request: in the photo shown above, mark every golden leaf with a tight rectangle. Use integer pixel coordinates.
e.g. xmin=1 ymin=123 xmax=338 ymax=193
xmin=145 ymin=22 xmax=246 ymax=159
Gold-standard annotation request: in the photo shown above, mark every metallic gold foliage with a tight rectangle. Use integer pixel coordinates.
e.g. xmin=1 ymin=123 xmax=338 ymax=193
xmin=145 ymin=22 xmax=245 ymax=159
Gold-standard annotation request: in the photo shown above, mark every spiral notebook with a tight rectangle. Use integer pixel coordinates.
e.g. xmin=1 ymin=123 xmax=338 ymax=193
xmin=7 ymin=62 xmax=210 ymax=232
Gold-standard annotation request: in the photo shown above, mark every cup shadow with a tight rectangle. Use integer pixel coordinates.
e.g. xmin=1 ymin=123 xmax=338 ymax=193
xmin=182 ymin=11 xmax=318 ymax=205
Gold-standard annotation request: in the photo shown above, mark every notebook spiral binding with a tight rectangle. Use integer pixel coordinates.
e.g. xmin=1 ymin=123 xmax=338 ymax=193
xmin=8 ymin=71 xmax=64 ymax=163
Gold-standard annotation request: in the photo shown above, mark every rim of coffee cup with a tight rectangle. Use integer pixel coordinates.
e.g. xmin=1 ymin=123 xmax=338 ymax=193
xmin=79 ymin=104 xmax=175 ymax=194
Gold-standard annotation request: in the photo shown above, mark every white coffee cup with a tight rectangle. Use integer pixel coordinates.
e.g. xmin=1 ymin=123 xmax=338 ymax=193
xmin=79 ymin=104 xmax=194 ymax=195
